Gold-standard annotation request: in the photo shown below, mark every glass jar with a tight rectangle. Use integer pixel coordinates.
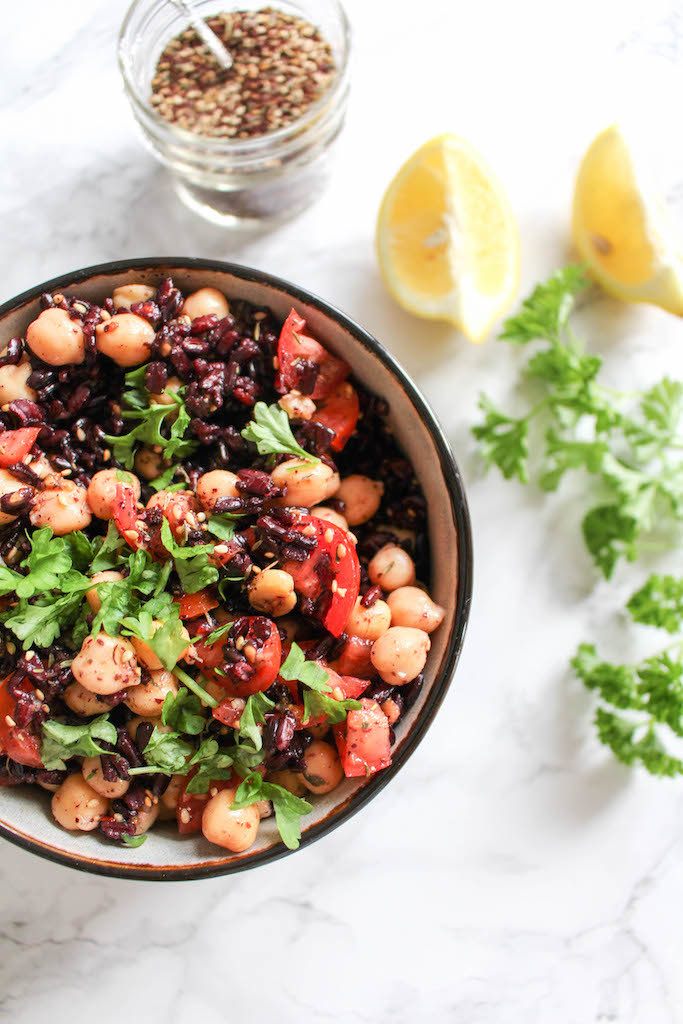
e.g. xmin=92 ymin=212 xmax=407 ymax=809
xmin=118 ymin=0 xmax=351 ymax=226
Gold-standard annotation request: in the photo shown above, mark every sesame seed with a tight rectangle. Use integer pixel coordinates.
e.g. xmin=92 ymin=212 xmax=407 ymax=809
xmin=180 ymin=808 xmax=191 ymax=824
xmin=336 ymin=544 xmax=346 ymax=559
xmin=35 ymin=689 xmax=45 ymax=701
xmin=324 ymin=528 xmax=334 ymax=543
xmin=331 ymin=580 xmax=338 ymax=593
xmin=4 ymin=715 xmax=15 ymax=728
xmin=302 ymin=524 xmax=316 ymax=536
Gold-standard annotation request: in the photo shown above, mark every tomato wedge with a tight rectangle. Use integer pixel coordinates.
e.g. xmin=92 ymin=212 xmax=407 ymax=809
xmin=282 ymin=514 xmax=360 ymax=637
xmin=277 ymin=309 xmax=349 ymax=401
xmin=112 ymin=483 xmax=144 ymax=550
xmin=334 ymin=698 xmax=392 ymax=778
xmin=0 ymin=428 xmax=41 ymax=468
xmin=176 ymin=590 xmax=219 ymax=620
xmin=0 ymin=678 xmax=42 ymax=769
xmin=329 ymin=636 xmax=375 ymax=678
xmin=312 ymin=382 xmax=359 ymax=452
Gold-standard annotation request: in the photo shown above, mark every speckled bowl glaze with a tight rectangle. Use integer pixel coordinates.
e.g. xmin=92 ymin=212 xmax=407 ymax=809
xmin=0 ymin=258 xmax=472 ymax=880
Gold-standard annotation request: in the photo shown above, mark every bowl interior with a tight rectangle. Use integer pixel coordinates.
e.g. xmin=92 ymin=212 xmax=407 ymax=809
xmin=0 ymin=259 xmax=472 ymax=879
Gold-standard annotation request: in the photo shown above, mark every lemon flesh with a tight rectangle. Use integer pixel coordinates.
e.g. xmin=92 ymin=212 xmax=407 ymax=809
xmin=376 ymin=134 xmax=520 ymax=343
xmin=572 ymin=125 xmax=683 ymax=315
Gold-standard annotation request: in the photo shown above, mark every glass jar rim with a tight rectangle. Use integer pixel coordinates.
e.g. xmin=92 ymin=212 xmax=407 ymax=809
xmin=118 ymin=0 xmax=352 ymax=155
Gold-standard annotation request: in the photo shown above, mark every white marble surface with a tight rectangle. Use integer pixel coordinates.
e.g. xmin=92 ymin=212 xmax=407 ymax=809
xmin=2 ymin=1 xmax=683 ymax=1021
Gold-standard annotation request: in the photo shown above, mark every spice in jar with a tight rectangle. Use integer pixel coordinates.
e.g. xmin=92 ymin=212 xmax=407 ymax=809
xmin=149 ymin=8 xmax=337 ymax=140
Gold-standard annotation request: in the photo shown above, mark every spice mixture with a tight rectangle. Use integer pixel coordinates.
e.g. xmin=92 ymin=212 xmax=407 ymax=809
xmin=150 ymin=8 xmax=337 ymax=139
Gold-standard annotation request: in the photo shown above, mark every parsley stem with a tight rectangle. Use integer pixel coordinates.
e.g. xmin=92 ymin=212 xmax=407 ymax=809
xmin=127 ymin=766 xmax=173 ymax=776
xmin=175 ymin=666 xmax=219 ymax=708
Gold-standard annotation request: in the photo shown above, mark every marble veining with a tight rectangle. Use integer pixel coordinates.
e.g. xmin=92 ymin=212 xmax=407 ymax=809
xmin=1 ymin=0 xmax=682 ymax=1021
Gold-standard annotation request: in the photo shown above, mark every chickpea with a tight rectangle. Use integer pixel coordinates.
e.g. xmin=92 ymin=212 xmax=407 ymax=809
xmin=130 ymin=619 xmax=191 ymax=670
xmin=248 ymin=568 xmax=297 ymax=617
xmin=267 ymin=770 xmax=308 ymax=797
xmin=125 ymin=669 xmax=178 ymax=717
xmin=345 ymin=596 xmax=392 ymax=641
xmin=271 ymin=459 xmax=339 ymax=508
xmin=82 ymin=756 xmax=130 ymax=799
xmin=133 ymin=801 xmax=160 ymax=835
xmin=255 ymin=799 xmax=273 ymax=820
xmin=134 ymin=447 xmax=169 ymax=482
xmin=334 ymin=475 xmax=384 ymax=525
xmin=95 ymin=313 xmax=154 ymax=367
xmin=0 ymin=468 xmax=29 ymax=526
xmin=278 ymin=390 xmax=316 ymax=421
xmin=181 ymin=287 xmax=230 ymax=321
xmin=62 ymin=681 xmax=111 ymax=717
xmin=26 ymin=308 xmax=86 ymax=366
xmin=386 ymin=586 xmax=445 ymax=633
xmin=87 ymin=469 xmax=141 ymax=520
xmin=370 ymin=627 xmax=430 ymax=686
xmin=112 ymin=283 xmax=156 ymax=309
xmin=71 ymin=633 xmax=141 ymax=695
xmin=37 ymin=775 xmax=62 ymax=794
xmin=158 ymin=774 xmax=184 ymax=820
xmin=201 ymin=788 xmax=260 ymax=853
xmin=309 ymin=505 xmax=350 ymax=532
xmin=301 ymin=741 xmax=344 ymax=795
xmin=86 ymin=570 xmax=125 ymax=614
xmin=0 ymin=357 xmax=36 ymax=404
xmin=29 ymin=481 xmax=91 ymax=535
xmin=368 ymin=545 xmax=416 ymax=591
xmin=51 ymin=774 xmax=109 ymax=832
xmin=196 ymin=469 xmax=240 ymax=513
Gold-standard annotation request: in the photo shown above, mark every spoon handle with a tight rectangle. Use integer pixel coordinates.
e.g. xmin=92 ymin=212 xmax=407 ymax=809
xmin=170 ymin=0 xmax=233 ymax=71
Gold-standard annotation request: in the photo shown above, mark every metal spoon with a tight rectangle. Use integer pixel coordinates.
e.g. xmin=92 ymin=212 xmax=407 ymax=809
xmin=168 ymin=0 xmax=233 ymax=71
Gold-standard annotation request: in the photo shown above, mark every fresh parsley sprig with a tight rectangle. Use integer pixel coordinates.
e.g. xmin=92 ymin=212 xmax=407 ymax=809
xmin=232 ymin=771 xmax=312 ymax=850
xmin=104 ymin=367 xmax=198 ymax=470
xmin=40 ymin=715 xmax=117 ymax=771
xmin=472 ymin=266 xmax=683 ymax=577
xmin=572 ymin=574 xmax=683 ymax=777
xmin=241 ymin=401 xmax=320 ymax=463
xmin=279 ymin=642 xmax=361 ymax=725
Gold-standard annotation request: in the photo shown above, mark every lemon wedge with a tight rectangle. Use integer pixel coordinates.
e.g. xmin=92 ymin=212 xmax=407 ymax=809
xmin=376 ymin=134 xmax=520 ymax=342
xmin=572 ymin=124 xmax=683 ymax=315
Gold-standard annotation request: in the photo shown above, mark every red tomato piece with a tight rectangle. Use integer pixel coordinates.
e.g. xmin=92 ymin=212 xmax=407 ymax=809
xmin=176 ymin=773 xmax=235 ymax=834
xmin=0 ymin=428 xmax=41 ymax=468
xmin=329 ymin=636 xmax=375 ymax=678
xmin=277 ymin=308 xmax=349 ymax=401
xmin=312 ymin=381 xmax=360 ymax=452
xmin=212 ymin=696 xmax=245 ymax=729
xmin=282 ymin=514 xmax=360 ymax=637
xmin=176 ymin=590 xmax=219 ymax=620
xmin=0 ymin=678 xmax=42 ymax=769
xmin=336 ymin=675 xmax=369 ymax=700
xmin=112 ymin=484 xmax=143 ymax=550
xmin=334 ymin=698 xmax=392 ymax=778
xmin=194 ymin=617 xmax=282 ymax=699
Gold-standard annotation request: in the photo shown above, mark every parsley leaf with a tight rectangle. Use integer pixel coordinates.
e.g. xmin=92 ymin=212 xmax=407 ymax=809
xmin=40 ymin=715 xmax=117 ymax=771
xmin=206 ymin=515 xmax=238 ymax=541
xmin=121 ymin=597 xmax=189 ymax=672
xmin=279 ymin=642 xmax=331 ymax=692
xmin=161 ymin=688 xmax=207 ymax=735
xmin=134 ymin=726 xmax=194 ymax=775
xmin=159 ymin=519 xmax=219 ymax=594
xmin=232 ymin=771 xmax=312 ymax=850
xmin=241 ymin=401 xmax=320 ymax=463
xmin=471 ymin=396 xmax=529 ymax=483
xmin=236 ymin=692 xmax=275 ymax=751
xmin=90 ymin=521 xmax=127 ymax=572
xmin=184 ymin=738 xmax=235 ymax=794
xmin=104 ymin=379 xmax=198 ymax=470
xmin=3 ymin=590 xmax=89 ymax=650
xmin=627 ymin=575 xmax=683 ymax=635
xmin=302 ymin=689 xmax=360 ymax=726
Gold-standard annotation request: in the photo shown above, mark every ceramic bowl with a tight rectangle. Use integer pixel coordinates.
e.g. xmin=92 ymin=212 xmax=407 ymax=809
xmin=0 ymin=258 xmax=472 ymax=880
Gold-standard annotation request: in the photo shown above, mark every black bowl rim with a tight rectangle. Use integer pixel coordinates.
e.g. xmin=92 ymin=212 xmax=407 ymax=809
xmin=0 ymin=257 xmax=473 ymax=881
